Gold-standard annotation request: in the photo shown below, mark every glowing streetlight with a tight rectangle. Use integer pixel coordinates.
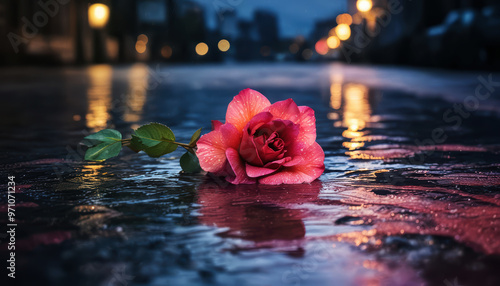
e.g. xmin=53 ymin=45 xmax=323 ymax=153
xmin=88 ymin=3 xmax=110 ymax=29
xmin=88 ymin=3 xmax=110 ymax=63
xmin=356 ymin=0 xmax=373 ymax=13
xmin=218 ymin=39 xmax=230 ymax=52
xmin=195 ymin=42 xmax=208 ymax=56
xmin=335 ymin=24 xmax=351 ymax=41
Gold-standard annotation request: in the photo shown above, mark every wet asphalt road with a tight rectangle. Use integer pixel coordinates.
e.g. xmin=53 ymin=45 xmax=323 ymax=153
xmin=0 ymin=63 xmax=500 ymax=286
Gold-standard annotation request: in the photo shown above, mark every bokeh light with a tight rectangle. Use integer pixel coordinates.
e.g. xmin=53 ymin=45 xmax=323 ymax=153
xmin=161 ymin=45 xmax=172 ymax=58
xmin=315 ymin=39 xmax=329 ymax=55
xmin=356 ymin=0 xmax=373 ymax=12
xmin=88 ymin=3 xmax=110 ymax=29
xmin=137 ymin=34 xmax=148 ymax=44
xmin=335 ymin=24 xmax=351 ymax=41
xmin=195 ymin=42 xmax=209 ymax=56
xmin=289 ymin=43 xmax=299 ymax=54
xmin=135 ymin=41 xmax=146 ymax=54
xmin=302 ymin=49 xmax=313 ymax=60
xmin=336 ymin=13 xmax=353 ymax=26
xmin=218 ymin=39 xmax=230 ymax=52
xmin=326 ymin=36 xmax=340 ymax=49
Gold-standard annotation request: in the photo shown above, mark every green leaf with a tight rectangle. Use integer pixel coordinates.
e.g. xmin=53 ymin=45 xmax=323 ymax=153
xmin=85 ymin=141 xmax=122 ymax=161
xmin=133 ymin=123 xmax=176 ymax=148
xmin=128 ymin=135 xmax=148 ymax=153
xmin=142 ymin=142 xmax=178 ymax=158
xmin=180 ymin=152 xmax=202 ymax=173
xmin=132 ymin=123 xmax=178 ymax=157
xmin=81 ymin=138 xmax=102 ymax=147
xmin=84 ymin=129 xmax=122 ymax=143
xmin=189 ymin=128 xmax=202 ymax=147
xmin=82 ymin=129 xmax=122 ymax=148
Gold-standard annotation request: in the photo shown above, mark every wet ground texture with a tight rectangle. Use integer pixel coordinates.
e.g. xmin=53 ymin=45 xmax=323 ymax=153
xmin=1 ymin=63 xmax=500 ymax=286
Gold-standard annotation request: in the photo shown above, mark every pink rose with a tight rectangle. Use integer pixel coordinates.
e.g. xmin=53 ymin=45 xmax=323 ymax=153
xmin=196 ymin=88 xmax=325 ymax=185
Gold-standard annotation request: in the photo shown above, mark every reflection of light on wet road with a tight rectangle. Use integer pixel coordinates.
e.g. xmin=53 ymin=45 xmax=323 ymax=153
xmin=72 ymin=164 xmax=109 ymax=192
xmin=343 ymin=83 xmax=370 ymax=133
xmin=329 ymin=73 xmax=343 ymax=110
xmin=123 ymin=64 xmax=148 ymax=122
xmin=86 ymin=65 xmax=112 ymax=130
xmin=329 ymin=80 xmax=373 ymax=151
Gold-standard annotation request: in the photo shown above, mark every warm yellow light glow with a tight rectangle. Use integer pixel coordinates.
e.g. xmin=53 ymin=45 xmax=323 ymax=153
xmin=342 ymin=130 xmax=365 ymax=139
xmin=123 ymin=64 xmax=148 ymax=122
xmin=195 ymin=42 xmax=208 ymax=56
xmin=289 ymin=43 xmax=299 ymax=54
xmin=161 ymin=45 xmax=172 ymax=58
xmin=88 ymin=3 xmax=110 ymax=29
xmin=326 ymin=36 xmax=340 ymax=49
xmin=335 ymin=24 xmax=351 ymax=41
xmin=329 ymin=73 xmax=343 ymax=109
xmin=343 ymin=83 xmax=370 ymax=135
xmin=336 ymin=13 xmax=353 ymax=25
xmin=135 ymin=41 xmax=147 ymax=54
xmin=357 ymin=0 xmax=373 ymax=12
xmin=218 ymin=39 xmax=230 ymax=52
xmin=137 ymin=34 xmax=148 ymax=44
xmin=86 ymin=65 xmax=112 ymax=130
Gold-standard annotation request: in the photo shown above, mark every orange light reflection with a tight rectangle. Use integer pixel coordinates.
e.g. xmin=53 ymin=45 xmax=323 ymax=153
xmin=86 ymin=65 xmax=112 ymax=130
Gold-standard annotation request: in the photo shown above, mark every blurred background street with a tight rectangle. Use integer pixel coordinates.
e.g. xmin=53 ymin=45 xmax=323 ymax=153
xmin=1 ymin=0 xmax=500 ymax=69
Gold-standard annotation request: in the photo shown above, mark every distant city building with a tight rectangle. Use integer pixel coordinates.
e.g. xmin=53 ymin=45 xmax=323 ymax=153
xmin=234 ymin=20 xmax=258 ymax=61
xmin=218 ymin=9 xmax=238 ymax=41
xmin=253 ymin=10 xmax=279 ymax=59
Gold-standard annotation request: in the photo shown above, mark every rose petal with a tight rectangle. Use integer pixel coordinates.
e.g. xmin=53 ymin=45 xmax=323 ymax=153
xmin=240 ymin=132 xmax=264 ymax=167
xmin=220 ymin=123 xmax=242 ymax=149
xmin=226 ymin=148 xmax=256 ymax=184
xmin=212 ymin=120 xmax=223 ymax=131
xmin=258 ymin=137 xmax=285 ymax=163
xmin=263 ymin=157 xmax=291 ymax=169
xmin=282 ymin=156 xmax=304 ymax=167
xmin=246 ymin=112 xmax=273 ymax=135
xmin=258 ymin=142 xmax=325 ymax=185
xmin=239 ymin=112 xmax=274 ymax=166
xmin=245 ymin=163 xmax=278 ymax=178
xmin=265 ymin=98 xmax=300 ymax=123
xmin=261 ymin=119 xmax=299 ymax=148
xmin=297 ymin=106 xmax=317 ymax=147
xmin=260 ymin=155 xmax=303 ymax=169
xmin=196 ymin=123 xmax=241 ymax=174
xmin=226 ymin=89 xmax=271 ymax=131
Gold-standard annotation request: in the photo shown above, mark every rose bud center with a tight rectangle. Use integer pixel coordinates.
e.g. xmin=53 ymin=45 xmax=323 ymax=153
xmin=252 ymin=130 xmax=286 ymax=165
